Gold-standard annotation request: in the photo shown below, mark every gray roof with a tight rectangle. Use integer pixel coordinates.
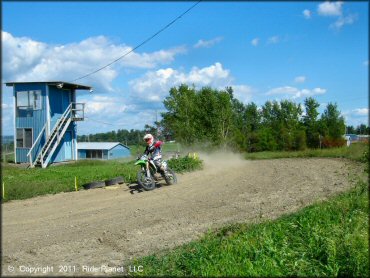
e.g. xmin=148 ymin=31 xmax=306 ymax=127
xmin=77 ymin=142 xmax=129 ymax=150
xmin=5 ymin=81 xmax=92 ymax=90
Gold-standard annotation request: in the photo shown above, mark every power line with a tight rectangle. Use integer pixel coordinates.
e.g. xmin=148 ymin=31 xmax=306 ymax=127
xmin=84 ymin=117 xmax=124 ymax=127
xmin=71 ymin=1 xmax=202 ymax=83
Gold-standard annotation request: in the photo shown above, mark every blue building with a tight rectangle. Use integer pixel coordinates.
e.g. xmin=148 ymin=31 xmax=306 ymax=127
xmin=5 ymin=81 xmax=92 ymax=168
xmin=77 ymin=142 xmax=131 ymax=160
xmin=344 ymin=134 xmax=360 ymax=142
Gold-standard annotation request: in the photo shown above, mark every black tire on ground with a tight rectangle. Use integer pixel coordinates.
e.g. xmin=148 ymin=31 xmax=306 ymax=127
xmin=105 ymin=176 xmax=125 ymax=186
xmin=164 ymin=168 xmax=177 ymax=185
xmin=137 ymin=170 xmax=156 ymax=191
xmin=82 ymin=181 xmax=106 ymax=190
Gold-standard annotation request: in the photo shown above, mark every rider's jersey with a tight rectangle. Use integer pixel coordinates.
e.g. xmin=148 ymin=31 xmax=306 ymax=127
xmin=144 ymin=140 xmax=163 ymax=161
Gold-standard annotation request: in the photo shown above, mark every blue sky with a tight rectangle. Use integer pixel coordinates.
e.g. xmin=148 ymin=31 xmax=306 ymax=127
xmin=2 ymin=1 xmax=368 ymax=136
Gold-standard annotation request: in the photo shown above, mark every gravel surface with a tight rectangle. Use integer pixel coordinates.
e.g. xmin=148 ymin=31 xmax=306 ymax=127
xmin=1 ymin=153 xmax=363 ymax=276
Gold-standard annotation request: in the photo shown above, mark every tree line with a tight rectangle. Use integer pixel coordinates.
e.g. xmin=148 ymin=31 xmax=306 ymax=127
xmin=75 ymin=84 xmax=367 ymax=152
xmin=78 ymin=129 xmax=147 ymax=146
xmin=1 ymin=82 xmax=367 ymax=155
xmin=346 ymin=124 xmax=370 ymax=135
xmin=160 ymin=84 xmax=348 ymax=151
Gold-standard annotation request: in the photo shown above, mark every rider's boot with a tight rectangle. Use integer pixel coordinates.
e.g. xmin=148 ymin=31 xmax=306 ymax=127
xmin=159 ymin=166 xmax=166 ymax=177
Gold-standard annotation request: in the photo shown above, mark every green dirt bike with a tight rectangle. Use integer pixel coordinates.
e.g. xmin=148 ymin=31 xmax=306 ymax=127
xmin=135 ymin=154 xmax=177 ymax=191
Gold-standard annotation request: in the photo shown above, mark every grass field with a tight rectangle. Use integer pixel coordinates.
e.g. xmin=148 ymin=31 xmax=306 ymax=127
xmin=133 ymin=177 xmax=368 ymax=277
xmin=2 ymin=159 xmax=137 ymax=201
xmin=1 ymin=152 xmax=201 ymax=202
xmin=244 ymin=142 xmax=368 ymax=162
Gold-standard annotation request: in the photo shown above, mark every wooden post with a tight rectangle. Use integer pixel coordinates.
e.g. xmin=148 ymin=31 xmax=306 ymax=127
xmin=75 ymin=176 xmax=78 ymax=191
xmin=2 ymin=182 xmax=5 ymax=199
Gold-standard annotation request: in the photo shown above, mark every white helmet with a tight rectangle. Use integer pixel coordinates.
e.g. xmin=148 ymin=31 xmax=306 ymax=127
xmin=143 ymin=133 xmax=154 ymax=145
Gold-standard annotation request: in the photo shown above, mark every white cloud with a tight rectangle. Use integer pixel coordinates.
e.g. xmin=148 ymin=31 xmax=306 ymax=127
xmin=107 ymin=62 xmax=255 ymax=134
xmin=317 ymin=1 xmax=343 ymax=17
xmin=267 ymin=36 xmax=280 ymax=44
xmin=266 ymin=86 xmax=298 ymax=95
xmin=80 ymin=95 xmax=129 ymax=115
xmin=77 ymin=78 xmax=251 ymax=134
xmin=251 ymin=38 xmax=259 ymax=46
xmin=294 ymin=76 xmax=306 ymax=83
xmin=266 ymin=86 xmax=326 ymax=99
xmin=330 ymin=14 xmax=357 ymax=30
xmin=75 ymin=93 xmax=145 ymax=133
xmin=303 ymin=9 xmax=312 ymax=19
xmin=1 ymin=29 xmax=187 ymax=134
xmin=129 ymin=62 xmax=233 ymax=103
xmin=232 ymin=85 xmax=254 ymax=103
xmin=193 ymin=37 xmax=223 ymax=48
xmin=2 ymin=31 xmax=186 ymax=92
xmin=342 ymin=108 xmax=369 ymax=127
xmin=352 ymin=108 xmax=369 ymax=116
xmin=315 ymin=2 xmax=357 ymax=31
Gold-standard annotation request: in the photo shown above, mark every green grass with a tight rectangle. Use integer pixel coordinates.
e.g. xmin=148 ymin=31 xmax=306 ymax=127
xmin=244 ymin=142 xmax=368 ymax=162
xmin=132 ymin=178 xmax=368 ymax=277
xmin=1 ymin=155 xmax=202 ymax=202
xmin=2 ymin=159 xmax=137 ymax=201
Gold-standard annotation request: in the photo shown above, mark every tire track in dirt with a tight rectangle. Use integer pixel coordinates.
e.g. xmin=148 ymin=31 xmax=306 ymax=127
xmin=1 ymin=154 xmax=363 ymax=276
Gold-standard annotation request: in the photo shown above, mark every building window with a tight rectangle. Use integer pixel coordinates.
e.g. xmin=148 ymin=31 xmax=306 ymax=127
xmin=16 ymin=128 xmax=33 ymax=148
xmin=16 ymin=90 xmax=42 ymax=110
xmin=86 ymin=150 xmax=103 ymax=159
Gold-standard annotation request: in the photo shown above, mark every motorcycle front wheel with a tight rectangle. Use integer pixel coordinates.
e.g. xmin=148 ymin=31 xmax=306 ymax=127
xmin=164 ymin=168 xmax=177 ymax=185
xmin=137 ymin=170 xmax=156 ymax=191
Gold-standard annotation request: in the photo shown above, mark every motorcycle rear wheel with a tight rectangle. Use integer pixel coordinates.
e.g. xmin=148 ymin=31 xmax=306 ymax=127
xmin=137 ymin=170 xmax=156 ymax=191
xmin=164 ymin=168 xmax=177 ymax=185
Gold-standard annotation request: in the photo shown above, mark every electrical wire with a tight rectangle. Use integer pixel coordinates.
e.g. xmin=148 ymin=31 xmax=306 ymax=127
xmin=84 ymin=117 xmax=123 ymax=126
xmin=71 ymin=1 xmax=202 ymax=83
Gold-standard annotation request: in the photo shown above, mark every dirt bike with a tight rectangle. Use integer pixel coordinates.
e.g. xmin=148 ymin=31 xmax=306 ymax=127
xmin=135 ymin=154 xmax=177 ymax=191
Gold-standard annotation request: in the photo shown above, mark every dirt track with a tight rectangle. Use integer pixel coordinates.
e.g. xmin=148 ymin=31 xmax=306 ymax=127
xmin=1 ymin=153 xmax=364 ymax=276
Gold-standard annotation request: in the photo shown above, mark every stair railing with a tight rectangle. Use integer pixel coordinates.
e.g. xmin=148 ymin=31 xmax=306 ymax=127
xmin=35 ymin=103 xmax=72 ymax=167
xmin=30 ymin=102 xmax=85 ymax=168
xmin=27 ymin=122 xmax=47 ymax=168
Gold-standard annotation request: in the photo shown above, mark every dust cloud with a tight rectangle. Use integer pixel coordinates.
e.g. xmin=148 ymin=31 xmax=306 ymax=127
xmin=197 ymin=150 xmax=249 ymax=170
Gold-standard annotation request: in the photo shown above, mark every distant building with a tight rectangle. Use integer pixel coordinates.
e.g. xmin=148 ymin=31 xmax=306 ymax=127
xmin=345 ymin=134 xmax=360 ymax=142
xmin=77 ymin=142 xmax=131 ymax=160
xmin=5 ymin=81 xmax=92 ymax=168
xmin=344 ymin=134 xmax=369 ymax=146
xmin=358 ymin=135 xmax=369 ymax=142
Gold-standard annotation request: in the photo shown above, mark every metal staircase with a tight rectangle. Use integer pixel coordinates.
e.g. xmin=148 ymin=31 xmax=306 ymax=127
xmin=27 ymin=103 xmax=85 ymax=168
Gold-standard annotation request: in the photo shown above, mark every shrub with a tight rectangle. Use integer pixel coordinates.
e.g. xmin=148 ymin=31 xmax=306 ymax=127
xmin=322 ymin=136 xmax=346 ymax=148
xmin=293 ymin=129 xmax=307 ymax=151
xmin=167 ymin=155 xmax=203 ymax=173
xmin=361 ymin=149 xmax=369 ymax=163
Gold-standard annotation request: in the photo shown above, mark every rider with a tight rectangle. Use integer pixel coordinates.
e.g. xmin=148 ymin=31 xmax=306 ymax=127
xmin=143 ymin=134 xmax=164 ymax=173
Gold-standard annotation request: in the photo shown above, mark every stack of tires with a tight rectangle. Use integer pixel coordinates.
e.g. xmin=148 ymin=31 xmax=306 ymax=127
xmin=82 ymin=176 xmax=125 ymax=190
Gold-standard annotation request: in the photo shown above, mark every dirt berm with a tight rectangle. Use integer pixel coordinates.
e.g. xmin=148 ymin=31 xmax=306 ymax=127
xmin=1 ymin=153 xmax=364 ymax=276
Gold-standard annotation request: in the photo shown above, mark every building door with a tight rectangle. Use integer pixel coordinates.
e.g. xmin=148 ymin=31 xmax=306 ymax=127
xmin=64 ymin=131 xmax=72 ymax=160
